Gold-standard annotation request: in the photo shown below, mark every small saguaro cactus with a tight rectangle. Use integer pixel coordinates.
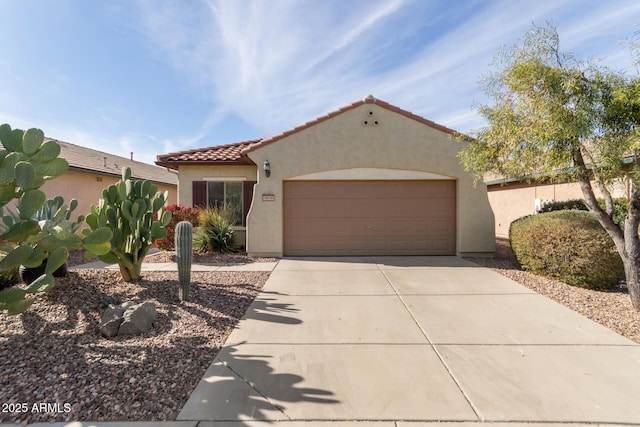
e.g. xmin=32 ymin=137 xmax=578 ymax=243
xmin=175 ymin=221 xmax=193 ymax=301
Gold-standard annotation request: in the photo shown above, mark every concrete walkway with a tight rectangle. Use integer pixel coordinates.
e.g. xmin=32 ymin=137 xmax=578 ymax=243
xmin=176 ymin=256 xmax=640 ymax=426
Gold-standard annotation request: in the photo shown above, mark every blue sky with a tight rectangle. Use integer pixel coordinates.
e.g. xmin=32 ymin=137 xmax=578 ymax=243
xmin=1 ymin=0 xmax=639 ymax=165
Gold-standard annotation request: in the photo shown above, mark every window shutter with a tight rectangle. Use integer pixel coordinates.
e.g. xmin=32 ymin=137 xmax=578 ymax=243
xmin=242 ymin=181 xmax=256 ymax=226
xmin=192 ymin=181 xmax=207 ymax=208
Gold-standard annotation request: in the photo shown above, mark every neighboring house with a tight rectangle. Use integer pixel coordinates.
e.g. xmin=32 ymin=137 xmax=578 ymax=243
xmin=40 ymin=138 xmax=178 ymax=218
xmin=156 ymin=96 xmax=495 ymax=257
xmin=486 ymin=176 xmax=628 ymax=237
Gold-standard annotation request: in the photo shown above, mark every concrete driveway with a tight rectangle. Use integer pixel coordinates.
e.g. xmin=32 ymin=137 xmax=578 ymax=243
xmin=178 ymin=256 xmax=640 ymax=425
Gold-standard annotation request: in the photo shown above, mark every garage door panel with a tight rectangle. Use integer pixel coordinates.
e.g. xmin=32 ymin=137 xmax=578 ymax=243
xmin=286 ymin=199 xmax=455 ymax=219
xmin=283 ymin=180 xmax=456 ymax=256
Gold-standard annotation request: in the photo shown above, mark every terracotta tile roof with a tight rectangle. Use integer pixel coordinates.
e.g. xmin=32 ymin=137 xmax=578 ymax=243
xmin=155 ymin=139 xmax=262 ymax=169
xmin=50 ymin=138 xmax=178 ymax=185
xmin=155 ymin=96 xmax=467 ymax=168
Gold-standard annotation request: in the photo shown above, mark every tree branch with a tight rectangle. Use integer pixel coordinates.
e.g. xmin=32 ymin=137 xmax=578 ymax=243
xmin=573 ymin=148 xmax=625 ymax=252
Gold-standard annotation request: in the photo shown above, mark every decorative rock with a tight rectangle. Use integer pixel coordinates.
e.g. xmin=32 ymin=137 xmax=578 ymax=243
xmin=99 ymin=301 xmax=158 ymax=338
xmin=99 ymin=305 xmax=126 ymax=338
xmin=117 ymin=302 xmax=158 ymax=336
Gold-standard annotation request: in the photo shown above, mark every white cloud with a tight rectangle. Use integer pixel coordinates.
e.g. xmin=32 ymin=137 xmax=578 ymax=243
xmin=138 ymin=0 xmax=615 ymax=137
xmin=10 ymin=0 xmax=637 ymax=161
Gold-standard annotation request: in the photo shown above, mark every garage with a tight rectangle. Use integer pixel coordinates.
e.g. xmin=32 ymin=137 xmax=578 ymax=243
xmin=158 ymin=96 xmax=495 ymax=257
xmin=283 ymin=180 xmax=456 ymax=256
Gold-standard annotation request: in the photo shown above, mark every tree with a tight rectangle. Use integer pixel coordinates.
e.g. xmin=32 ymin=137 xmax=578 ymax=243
xmin=459 ymin=23 xmax=640 ymax=310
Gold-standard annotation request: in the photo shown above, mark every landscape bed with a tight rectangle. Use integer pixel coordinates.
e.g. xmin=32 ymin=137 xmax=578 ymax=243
xmin=0 ymin=266 xmax=269 ymax=424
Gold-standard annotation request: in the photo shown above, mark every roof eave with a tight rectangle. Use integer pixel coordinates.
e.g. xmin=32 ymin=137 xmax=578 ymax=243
xmin=155 ymin=158 xmax=257 ymax=169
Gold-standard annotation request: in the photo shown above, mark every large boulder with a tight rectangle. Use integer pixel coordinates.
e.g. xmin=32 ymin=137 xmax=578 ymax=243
xmin=99 ymin=301 xmax=158 ymax=338
xmin=99 ymin=305 xmax=126 ymax=338
xmin=117 ymin=302 xmax=158 ymax=336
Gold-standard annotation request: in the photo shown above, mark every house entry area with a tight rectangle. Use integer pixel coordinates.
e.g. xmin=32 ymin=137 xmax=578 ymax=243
xmin=283 ymin=180 xmax=456 ymax=256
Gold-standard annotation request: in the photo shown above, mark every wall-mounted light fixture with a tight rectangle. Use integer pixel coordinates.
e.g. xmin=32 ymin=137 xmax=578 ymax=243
xmin=263 ymin=159 xmax=271 ymax=177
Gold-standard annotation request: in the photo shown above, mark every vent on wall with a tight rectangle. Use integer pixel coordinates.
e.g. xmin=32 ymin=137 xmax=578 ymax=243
xmin=362 ymin=110 xmax=380 ymax=127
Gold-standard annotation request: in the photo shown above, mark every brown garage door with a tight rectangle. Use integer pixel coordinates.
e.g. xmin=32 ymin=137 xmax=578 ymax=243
xmin=283 ymin=180 xmax=456 ymax=256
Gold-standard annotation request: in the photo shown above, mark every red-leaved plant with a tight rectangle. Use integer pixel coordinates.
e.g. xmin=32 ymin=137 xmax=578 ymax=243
xmin=154 ymin=205 xmax=200 ymax=250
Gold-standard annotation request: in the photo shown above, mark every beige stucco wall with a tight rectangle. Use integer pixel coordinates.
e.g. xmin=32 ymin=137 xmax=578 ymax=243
xmin=488 ymin=179 xmax=628 ymax=237
xmin=245 ymin=103 xmax=495 ymax=257
xmin=40 ymin=169 xmax=177 ymax=219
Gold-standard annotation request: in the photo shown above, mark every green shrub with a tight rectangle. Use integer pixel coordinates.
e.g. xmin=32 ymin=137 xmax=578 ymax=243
xmin=194 ymin=206 xmax=236 ymax=253
xmin=539 ymin=199 xmax=587 ymax=212
xmin=539 ymin=198 xmax=628 ymax=228
xmin=510 ymin=210 xmax=624 ymax=290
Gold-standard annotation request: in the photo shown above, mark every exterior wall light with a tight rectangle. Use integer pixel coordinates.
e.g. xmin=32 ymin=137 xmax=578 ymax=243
xmin=263 ymin=159 xmax=271 ymax=177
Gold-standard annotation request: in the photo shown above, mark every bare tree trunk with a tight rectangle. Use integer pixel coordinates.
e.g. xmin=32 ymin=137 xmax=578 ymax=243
xmin=573 ymin=149 xmax=640 ymax=310
xmin=573 ymin=149 xmax=624 ymax=252
xmin=623 ymin=180 xmax=640 ymax=310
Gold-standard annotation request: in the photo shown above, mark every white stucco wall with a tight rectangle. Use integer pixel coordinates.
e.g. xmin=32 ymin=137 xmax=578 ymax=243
xmin=245 ymin=102 xmax=495 ymax=257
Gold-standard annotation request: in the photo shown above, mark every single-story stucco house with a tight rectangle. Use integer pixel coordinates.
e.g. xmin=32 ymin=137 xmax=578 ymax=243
xmin=41 ymin=138 xmax=178 ymax=217
xmin=156 ymin=96 xmax=495 ymax=257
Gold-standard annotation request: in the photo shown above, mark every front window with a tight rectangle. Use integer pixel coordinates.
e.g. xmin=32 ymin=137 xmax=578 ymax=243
xmin=207 ymin=181 xmax=243 ymax=225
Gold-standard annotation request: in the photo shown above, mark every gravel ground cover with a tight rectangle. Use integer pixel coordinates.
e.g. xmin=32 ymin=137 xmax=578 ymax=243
xmin=0 ymin=268 xmax=269 ymax=424
xmin=466 ymin=238 xmax=640 ymax=344
xmin=144 ymin=251 xmax=279 ymax=265
xmin=66 ymin=249 xmax=278 ymax=267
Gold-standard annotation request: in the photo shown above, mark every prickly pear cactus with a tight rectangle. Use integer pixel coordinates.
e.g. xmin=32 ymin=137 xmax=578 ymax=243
xmin=174 ymin=221 xmax=192 ymax=301
xmin=85 ymin=166 xmax=171 ymax=282
xmin=0 ymin=124 xmax=112 ymax=315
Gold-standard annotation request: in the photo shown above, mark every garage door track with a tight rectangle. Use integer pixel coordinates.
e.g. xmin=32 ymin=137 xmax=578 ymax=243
xmin=178 ymin=256 xmax=640 ymax=425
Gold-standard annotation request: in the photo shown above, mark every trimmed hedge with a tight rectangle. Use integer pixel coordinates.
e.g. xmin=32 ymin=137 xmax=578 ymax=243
xmin=539 ymin=198 xmax=628 ymax=228
xmin=538 ymin=199 xmax=587 ymax=212
xmin=510 ymin=210 xmax=624 ymax=290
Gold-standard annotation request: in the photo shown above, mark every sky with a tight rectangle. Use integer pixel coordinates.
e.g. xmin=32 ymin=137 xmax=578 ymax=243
xmin=1 ymin=0 xmax=639 ymax=166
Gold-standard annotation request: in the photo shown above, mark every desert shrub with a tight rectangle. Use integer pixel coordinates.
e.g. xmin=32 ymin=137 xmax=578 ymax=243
xmin=510 ymin=210 xmax=624 ymax=290
xmin=194 ymin=206 xmax=236 ymax=253
xmin=539 ymin=199 xmax=587 ymax=212
xmin=154 ymin=204 xmax=200 ymax=250
xmin=539 ymin=198 xmax=628 ymax=227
